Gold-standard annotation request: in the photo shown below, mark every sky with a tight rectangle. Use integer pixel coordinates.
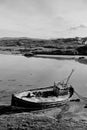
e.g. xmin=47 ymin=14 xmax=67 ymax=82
xmin=0 ymin=0 xmax=87 ymax=39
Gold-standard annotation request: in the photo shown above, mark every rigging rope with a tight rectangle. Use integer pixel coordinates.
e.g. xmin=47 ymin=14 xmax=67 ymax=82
xmin=74 ymin=90 xmax=87 ymax=102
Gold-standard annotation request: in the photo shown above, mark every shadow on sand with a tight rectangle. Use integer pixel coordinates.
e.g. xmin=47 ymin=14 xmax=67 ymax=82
xmin=0 ymin=105 xmax=36 ymax=115
xmin=0 ymin=105 xmax=64 ymax=115
xmin=0 ymin=103 xmax=69 ymax=115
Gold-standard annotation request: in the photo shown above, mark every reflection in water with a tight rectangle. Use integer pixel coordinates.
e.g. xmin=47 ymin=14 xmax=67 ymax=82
xmin=0 ymin=54 xmax=87 ymax=104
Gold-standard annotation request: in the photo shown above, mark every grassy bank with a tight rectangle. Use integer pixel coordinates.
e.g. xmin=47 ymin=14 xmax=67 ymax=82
xmin=0 ymin=37 xmax=87 ymax=56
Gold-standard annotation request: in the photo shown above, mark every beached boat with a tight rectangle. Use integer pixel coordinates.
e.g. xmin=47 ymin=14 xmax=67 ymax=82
xmin=77 ymin=57 xmax=87 ymax=65
xmin=11 ymin=70 xmax=74 ymax=110
xmin=24 ymin=52 xmax=34 ymax=57
xmin=11 ymin=84 xmax=74 ymax=110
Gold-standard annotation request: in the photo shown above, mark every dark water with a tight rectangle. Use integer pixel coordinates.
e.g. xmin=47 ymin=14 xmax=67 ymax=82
xmin=0 ymin=54 xmax=87 ymax=105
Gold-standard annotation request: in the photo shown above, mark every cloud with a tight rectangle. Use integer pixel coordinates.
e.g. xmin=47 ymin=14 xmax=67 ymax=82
xmin=0 ymin=0 xmax=86 ymax=38
xmin=0 ymin=0 xmax=53 ymax=17
xmin=69 ymin=24 xmax=87 ymax=31
xmin=0 ymin=0 xmax=84 ymax=17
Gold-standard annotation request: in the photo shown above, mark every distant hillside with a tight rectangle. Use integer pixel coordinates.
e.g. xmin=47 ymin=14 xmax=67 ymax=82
xmin=0 ymin=37 xmax=86 ymax=47
xmin=0 ymin=37 xmax=87 ymax=55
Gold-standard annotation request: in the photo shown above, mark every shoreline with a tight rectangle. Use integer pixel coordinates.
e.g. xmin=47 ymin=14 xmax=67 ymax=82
xmin=0 ymin=99 xmax=87 ymax=129
xmin=1 ymin=49 xmax=87 ymax=66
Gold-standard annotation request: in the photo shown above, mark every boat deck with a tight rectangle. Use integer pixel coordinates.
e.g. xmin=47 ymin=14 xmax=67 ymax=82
xmin=21 ymin=95 xmax=69 ymax=103
xmin=15 ymin=90 xmax=69 ymax=103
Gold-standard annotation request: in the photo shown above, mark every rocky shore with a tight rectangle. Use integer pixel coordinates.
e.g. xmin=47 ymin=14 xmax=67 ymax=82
xmin=0 ymin=99 xmax=87 ymax=130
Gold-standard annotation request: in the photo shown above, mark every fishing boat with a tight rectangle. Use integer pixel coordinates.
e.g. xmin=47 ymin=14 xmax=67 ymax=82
xmin=11 ymin=70 xmax=74 ymax=110
xmin=23 ymin=52 xmax=34 ymax=57
xmin=77 ymin=57 xmax=87 ymax=65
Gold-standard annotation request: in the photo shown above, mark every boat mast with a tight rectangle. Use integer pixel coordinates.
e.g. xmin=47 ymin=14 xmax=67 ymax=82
xmin=65 ymin=69 xmax=74 ymax=86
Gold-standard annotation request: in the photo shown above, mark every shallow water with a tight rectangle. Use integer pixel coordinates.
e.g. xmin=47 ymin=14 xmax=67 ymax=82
xmin=0 ymin=54 xmax=87 ymax=105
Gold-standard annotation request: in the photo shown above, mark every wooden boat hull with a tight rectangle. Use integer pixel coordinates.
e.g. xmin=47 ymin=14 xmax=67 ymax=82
xmin=11 ymin=94 xmax=68 ymax=110
xmin=11 ymin=86 xmax=74 ymax=110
